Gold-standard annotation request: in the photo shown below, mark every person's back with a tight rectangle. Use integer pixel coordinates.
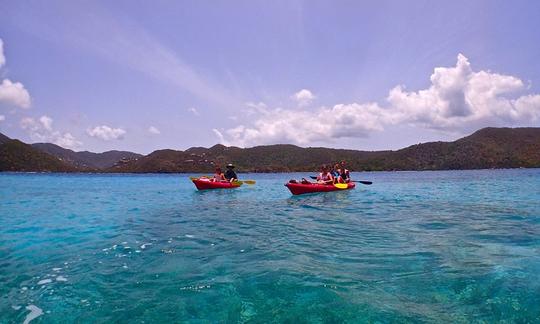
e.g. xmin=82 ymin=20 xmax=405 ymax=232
xmin=332 ymin=163 xmax=342 ymax=183
xmin=340 ymin=161 xmax=350 ymax=183
xmin=332 ymin=163 xmax=340 ymax=178
xmin=224 ymin=163 xmax=238 ymax=182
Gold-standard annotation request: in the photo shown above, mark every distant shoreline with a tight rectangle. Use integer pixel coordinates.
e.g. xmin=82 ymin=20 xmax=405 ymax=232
xmin=1 ymin=167 xmax=538 ymax=175
xmin=2 ymin=127 xmax=540 ymax=173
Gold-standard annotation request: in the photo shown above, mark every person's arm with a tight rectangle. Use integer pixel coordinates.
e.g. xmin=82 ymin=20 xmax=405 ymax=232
xmin=229 ymin=172 xmax=238 ymax=182
xmin=325 ymin=173 xmax=334 ymax=184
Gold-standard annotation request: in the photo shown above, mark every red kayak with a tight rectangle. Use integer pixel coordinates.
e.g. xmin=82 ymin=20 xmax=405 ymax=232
xmin=192 ymin=178 xmax=242 ymax=190
xmin=285 ymin=181 xmax=355 ymax=195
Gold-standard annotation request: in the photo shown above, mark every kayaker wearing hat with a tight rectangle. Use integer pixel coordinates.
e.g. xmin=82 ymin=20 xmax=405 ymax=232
xmin=224 ymin=163 xmax=238 ymax=182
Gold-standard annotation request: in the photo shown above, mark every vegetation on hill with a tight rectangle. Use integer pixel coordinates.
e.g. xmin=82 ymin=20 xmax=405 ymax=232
xmin=358 ymin=127 xmax=540 ymax=171
xmin=32 ymin=143 xmax=142 ymax=169
xmin=0 ymin=132 xmax=11 ymax=144
xmin=2 ymin=127 xmax=540 ymax=173
xmin=111 ymin=127 xmax=540 ymax=173
xmin=0 ymin=137 xmax=78 ymax=172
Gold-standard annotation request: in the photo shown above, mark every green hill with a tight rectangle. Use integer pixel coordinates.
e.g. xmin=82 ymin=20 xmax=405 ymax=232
xmin=2 ymin=127 xmax=540 ymax=173
xmin=0 ymin=135 xmax=78 ymax=172
xmin=32 ymin=142 xmax=142 ymax=169
xmin=359 ymin=127 xmax=540 ymax=170
xmin=110 ymin=127 xmax=540 ymax=173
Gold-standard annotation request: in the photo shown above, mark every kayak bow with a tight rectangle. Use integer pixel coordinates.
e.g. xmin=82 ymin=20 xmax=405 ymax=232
xmin=192 ymin=178 xmax=243 ymax=190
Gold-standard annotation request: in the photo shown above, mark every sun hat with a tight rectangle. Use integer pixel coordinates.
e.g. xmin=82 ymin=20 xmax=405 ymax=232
xmin=226 ymin=163 xmax=235 ymax=168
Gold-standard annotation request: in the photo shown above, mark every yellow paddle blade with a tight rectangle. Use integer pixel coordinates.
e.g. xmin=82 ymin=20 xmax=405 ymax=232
xmin=242 ymin=180 xmax=256 ymax=185
xmin=334 ymin=183 xmax=348 ymax=189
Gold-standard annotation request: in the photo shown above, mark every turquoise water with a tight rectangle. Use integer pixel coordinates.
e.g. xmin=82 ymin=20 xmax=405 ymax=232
xmin=1 ymin=170 xmax=540 ymax=323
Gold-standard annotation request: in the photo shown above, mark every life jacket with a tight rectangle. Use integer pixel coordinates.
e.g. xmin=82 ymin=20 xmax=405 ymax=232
xmin=224 ymin=169 xmax=237 ymax=180
xmin=213 ymin=173 xmax=224 ymax=181
xmin=319 ymin=172 xmax=332 ymax=181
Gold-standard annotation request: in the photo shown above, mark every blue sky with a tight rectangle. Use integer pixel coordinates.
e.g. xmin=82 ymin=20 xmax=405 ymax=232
xmin=1 ymin=0 xmax=540 ymax=153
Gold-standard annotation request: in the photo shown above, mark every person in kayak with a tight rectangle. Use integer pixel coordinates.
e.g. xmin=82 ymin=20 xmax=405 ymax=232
xmin=332 ymin=163 xmax=341 ymax=183
xmin=211 ymin=167 xmax=226 ymax=182
xmin=338 ymin=160 xmax=351 ymax=183
xmin=317 ymin=164 xmax=334 ymax=185
xmin=224 ymin=163 xmax=238 ymax=182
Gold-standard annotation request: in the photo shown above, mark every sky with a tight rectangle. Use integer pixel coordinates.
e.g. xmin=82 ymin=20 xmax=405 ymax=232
xmin=0 ymin=0 xmax=540 ymax=154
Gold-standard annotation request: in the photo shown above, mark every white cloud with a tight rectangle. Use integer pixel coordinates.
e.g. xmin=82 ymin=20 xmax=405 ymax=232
xmin=187 ymin=107 xmax=199 ymax=116
xmin=148 ymin=126 xmax=160 ymax=134
xmin=386 ymin=53 xmax=539 ymax=130
xmin=244 ymin=102 xmax=269 ymax=116
xmin=0 ymin=79 xmax=31 ymax=109
xmin=292 ymin=89 xmax=315 ymax=107
xmin=0 ymin=39 xmax=31 ymax=109
xmin=54 ymin=132 xmax=81 ymax=149
xmin=0 ymin=39 xmax=5 ymax=68
xmin=0 ymin=115 xmax=5 ymax=122
xmin=87 ymin=125 xmax=126 ymax=141
xmin=20 ymin=115 xmax=82 ymax=149
xmin=216 ymin=54 xmax=540 ymax=147
xmin=214 ymin=102 xmax=385 ymax=147
xmin=39 ymin=115 xmax=53 ymax=131
xmin=212 ymin=129 xmax=226 ymax=145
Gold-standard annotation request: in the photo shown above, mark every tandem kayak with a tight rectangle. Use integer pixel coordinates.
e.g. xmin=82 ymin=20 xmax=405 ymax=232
xmin=192 ymin=178 xmax=243 ymax=190
xmin=285 ymin=181 xmax=355 ymax=195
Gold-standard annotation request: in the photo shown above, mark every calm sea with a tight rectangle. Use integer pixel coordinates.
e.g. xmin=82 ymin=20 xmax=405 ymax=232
xmin=1 ymin=170 xmax=539 ymax=323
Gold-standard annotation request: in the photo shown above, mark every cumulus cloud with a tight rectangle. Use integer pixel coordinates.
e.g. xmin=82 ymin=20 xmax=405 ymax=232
xmin=20 ymin=115 xmax=82 ymax=149
xmin=292 ymin=89 xmax=315 ymax=107
xmin=386 ymin=53 xmax=539 ymax=130
xmin=87 ymin=125 xmax=126 ymax=140
xmin=216 ymin=54 xmax=540 ymax=147
xmin=0 ymin=79 xmax=31 ymax=109
xmin=39 ymin=115 xmax=53 ymax=131
xmin=0 ymin=39 xmax=32 ymax=109
xmin=214 ymin=102 xmax=384 ymax=147
xmin=148 ymin=126 xmax=160 ymax=134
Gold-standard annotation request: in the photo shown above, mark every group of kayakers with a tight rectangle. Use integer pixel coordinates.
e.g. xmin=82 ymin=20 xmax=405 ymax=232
xmin=298 ymin=160 xmax=350 ymax=185
xmin=194 ymin=160 xmax=362 ymax=195
xmin=319 ymin=161 xmax=350 ymax=184
xmin=209 ymin=163 xmax=238 ymax=183
xmin=206 ymin=160 xmax=351 ymax=185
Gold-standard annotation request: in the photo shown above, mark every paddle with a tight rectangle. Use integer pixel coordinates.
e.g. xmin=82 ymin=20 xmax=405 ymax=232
xmin=334 ymin=183 xmax=348 ymax=189
xmin=240 ymin=180 xmax=256 ymax=185
xmin=309 ymin=176 xmax=372 ymax=185
xmin=189 ymin=176 xmax=256 ymax=185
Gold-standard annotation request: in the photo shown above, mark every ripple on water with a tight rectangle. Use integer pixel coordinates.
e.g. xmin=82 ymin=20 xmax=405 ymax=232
xmin=1 ymin=171 xmax=540 ymax=322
